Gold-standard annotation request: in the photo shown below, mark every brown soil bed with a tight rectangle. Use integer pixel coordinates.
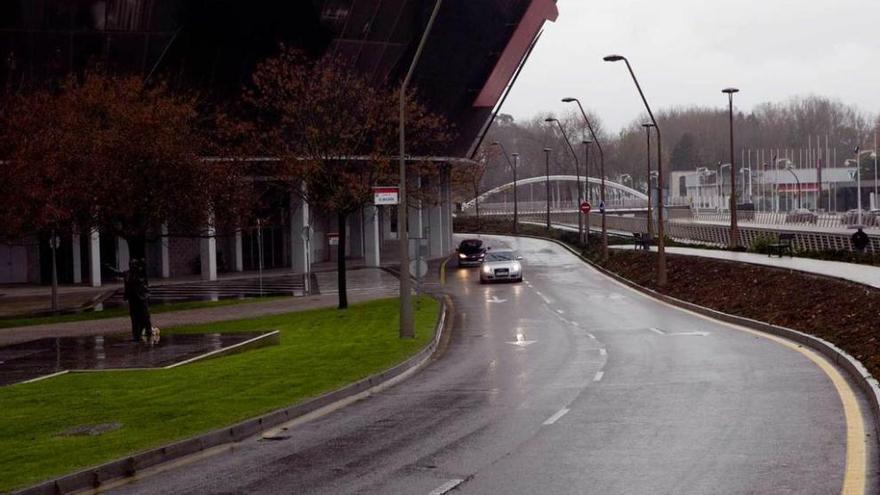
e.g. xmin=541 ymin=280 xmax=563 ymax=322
xmin=602 ymin=250 xmax=880 ymax=379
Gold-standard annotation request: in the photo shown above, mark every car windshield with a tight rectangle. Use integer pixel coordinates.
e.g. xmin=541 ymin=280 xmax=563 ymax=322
xmin=459 ymin=240 xmax=483 ymax=254
xmin=485 ymin=251 xmax=515 ymax=262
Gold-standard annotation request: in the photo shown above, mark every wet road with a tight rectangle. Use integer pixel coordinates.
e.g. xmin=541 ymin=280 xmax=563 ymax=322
xmin=113 ymin=235 xmax=876 ymax=495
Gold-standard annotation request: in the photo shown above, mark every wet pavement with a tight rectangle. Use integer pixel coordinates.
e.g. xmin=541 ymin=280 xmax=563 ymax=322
xmin=0 ymin=332 xmax=273 ymax=386
xmin=108 ymin=235 xmax=877 ymax=494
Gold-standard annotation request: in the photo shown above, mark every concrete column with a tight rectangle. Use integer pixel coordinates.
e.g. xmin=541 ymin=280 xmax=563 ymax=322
xmin=290 ymin=191 xmax=310 ymax=273
xmin=443 ymin=168 xmax=454 ymax=252
xmin=428 ymin=202 xmax=444 ymax=258
xmin=88 ymin=229 xmax=101 ymax=287
xmin=408 ymin=202 xmax=423 ymax=259
xmin=200 ymin=223 xmax=217 ymax=281
xmin=364 ymin=205 xmax=380 ymax=267
xmin=71 ymin=231 xmax=82 ymax=284
xmin=160 ymin=224 xmax=171 ymax=278
xmin=349 ymin=210 xmax=364 ymax=258
xmin=117 ymin=237 xmax=130 ymax=270
xmin=233 ymin=228 xmax=244 ymax=272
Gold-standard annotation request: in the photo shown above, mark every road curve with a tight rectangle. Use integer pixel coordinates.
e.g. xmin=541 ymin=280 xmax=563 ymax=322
xmin=111 ymin=235 xmax=877 ymax=495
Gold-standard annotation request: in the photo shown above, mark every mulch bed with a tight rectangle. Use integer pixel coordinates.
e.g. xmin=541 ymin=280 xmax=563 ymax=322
xmin=601 ymin=250 xmax=880 ymax=380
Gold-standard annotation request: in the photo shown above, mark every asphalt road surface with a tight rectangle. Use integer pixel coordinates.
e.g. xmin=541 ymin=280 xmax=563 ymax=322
xmin=112 ymin=235 xmax=877 ymax=495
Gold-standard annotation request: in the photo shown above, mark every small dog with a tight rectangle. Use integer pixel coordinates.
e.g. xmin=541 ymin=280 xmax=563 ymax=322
xmin=149 ymin=326 xmax=161 ymax=345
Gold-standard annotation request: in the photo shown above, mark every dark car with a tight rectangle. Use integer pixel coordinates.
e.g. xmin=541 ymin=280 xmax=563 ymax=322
xmin=456 ymin=239 xmax=486 ymax=267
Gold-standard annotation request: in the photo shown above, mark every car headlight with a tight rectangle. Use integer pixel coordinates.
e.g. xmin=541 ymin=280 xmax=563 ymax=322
xmin=511 ymin=262 xmax=521 ymax=273
xmin=482 ymin=265 xmax=492 ymax=274
xmin=459 ymin=253 xmax=467 ymax=259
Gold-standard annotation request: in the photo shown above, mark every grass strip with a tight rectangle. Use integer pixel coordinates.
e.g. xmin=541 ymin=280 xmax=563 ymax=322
xmin=0 ymin=296 xmax=438 ymax=492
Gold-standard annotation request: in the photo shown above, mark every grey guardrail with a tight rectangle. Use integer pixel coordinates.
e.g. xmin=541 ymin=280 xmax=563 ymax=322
xmin=478 ymin=230 xmax=880 ymax=442
xmin=14 ymin=296 xmax=452 ymax=495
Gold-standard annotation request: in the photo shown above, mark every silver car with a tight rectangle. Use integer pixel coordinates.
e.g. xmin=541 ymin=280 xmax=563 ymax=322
xmin=480 ymin=250 xmax=523 ymax=283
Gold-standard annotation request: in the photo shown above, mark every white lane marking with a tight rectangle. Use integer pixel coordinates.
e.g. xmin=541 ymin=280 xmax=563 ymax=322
xmin=535 ymin=290 xmax=552 ymax=304
xmin=585 ymin=332 xmax=596 ymax=339
xmin=593 ymin=371 xmax=605 ymax=382
xmin=507 ymin=332 xmax=537 ymax=347
xmin=599 ymin=348 xmax=607 ymax=356
xmin=488 ymin=296 xmax=507 ymax=304
xmin=556 ymin=309 xmax=565 ymax=314
xmin=542 ymin=407 xmax=571 ymax=425
xmin=648 ymin=327 xmax=709 ymax=337
xmin=571 ymin=321 xmax=580 ymax=327
xmin=428 ymin=479 xmax=466 ymax=495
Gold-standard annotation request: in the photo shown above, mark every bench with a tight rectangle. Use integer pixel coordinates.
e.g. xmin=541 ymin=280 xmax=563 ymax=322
xmin=768 ymin=233 xmax=795 ymax=258
xmin=633 ymin=233 xmax=652 ymax=251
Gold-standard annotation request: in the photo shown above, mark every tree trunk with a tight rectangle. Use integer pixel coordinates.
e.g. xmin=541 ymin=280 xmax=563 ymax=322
xmin=336 ymin=212 xmax=348 ymax=309
xmin=125 ymin=234 xmax=152 ymax=337
xmin=50 ymin=230 xmax=58 ymax=312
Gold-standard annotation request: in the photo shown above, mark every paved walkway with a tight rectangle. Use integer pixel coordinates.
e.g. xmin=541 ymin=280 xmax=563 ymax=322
xmin=609 ymin=245 xmax=880 ymax=289
xmin=0 ymin=268 xmax=402 ymax=346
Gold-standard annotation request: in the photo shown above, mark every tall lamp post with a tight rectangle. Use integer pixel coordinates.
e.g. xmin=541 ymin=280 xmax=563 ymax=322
xmin=583 ymin=140 xmax=593 ymax=241
xmin=785 ymin=164 xmax=801 ymax=210
xmin=398 ymin=0 xmax=443 ymax=338
xmin=544 ymin=148 xmax=552 ymax=230
xmin=546 ymin=117 xmax=584 ymax=244
xmin=773 ymin=157 xmax=789 ymax=213
xmin=603 ymin=55 xmax=665 ymax=284
xmin=561 ymin=97 xmax=607 ymax=259
xmin=492 ymin=142 xmax=519 ymax=234
xmin=583 ymin=140 xmax=593 ymax=202
xmin=641 ymin=122 xmax=655 ymax=236
xmin=722 ymin=87 xmax=740 ymax=249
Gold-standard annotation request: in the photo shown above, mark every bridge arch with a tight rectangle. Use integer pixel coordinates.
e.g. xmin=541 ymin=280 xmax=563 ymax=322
xmin=464 ymin=175 xmax=648 ymax=209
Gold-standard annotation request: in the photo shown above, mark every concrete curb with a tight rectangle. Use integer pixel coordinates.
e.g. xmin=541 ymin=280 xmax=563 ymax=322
xmin=480 ymin=231 xmax=880 ymax=441
xmin=13 ymin=296 xmax=452 ymax=495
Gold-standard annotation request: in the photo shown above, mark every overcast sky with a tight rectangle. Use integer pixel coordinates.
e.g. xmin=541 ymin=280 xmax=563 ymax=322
xmin=503 ymin=0 xmax=880 ymax=133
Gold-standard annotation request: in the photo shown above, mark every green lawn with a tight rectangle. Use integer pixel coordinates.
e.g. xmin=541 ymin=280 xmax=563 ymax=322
xmin=0 ymin=297 xmax=439 ymax=492
xmin=0 ymin=296 xmax=289 ymax=329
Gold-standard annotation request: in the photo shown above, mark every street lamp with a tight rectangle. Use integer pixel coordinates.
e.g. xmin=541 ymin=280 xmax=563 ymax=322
xmin=641 ymin=122 xmax=656 ymax=236
xmin=545 ymin=117 xmax=584 ymax=244
xmin=562 ymin=97 xmax=607 ymax=259
xmin=398 ymin=0 xmax=443 ymax=338
xmin=492 ymin=141 xmax=518 ymax=234
xmin=602 ymin=56 xmax=665 ymax=283
xmin=774 ymin=158 xmax=790 ymax=213
xmin=722 ymin=87 xmax=740 ymax=249
xmin=544 ymin=148 xmax=552 ymax=230
xmin=785 ymin=163 xmax=801 ymax=210
xmin=582 ymin=140 xmax=593 ymax=201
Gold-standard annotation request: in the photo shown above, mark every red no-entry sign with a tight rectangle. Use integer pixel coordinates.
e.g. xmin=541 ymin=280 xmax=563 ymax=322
xmin=580 ymin=201 xmax=592 ymax=214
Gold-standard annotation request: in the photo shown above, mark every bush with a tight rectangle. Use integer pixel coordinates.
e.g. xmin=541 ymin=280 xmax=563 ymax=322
xmin=749 ymin=234 xmax=777 ymax=254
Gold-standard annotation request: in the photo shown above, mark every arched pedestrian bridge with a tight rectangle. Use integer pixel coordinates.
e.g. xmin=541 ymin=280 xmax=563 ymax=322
xmin=462 ymin=175 xmax=649 ymax=215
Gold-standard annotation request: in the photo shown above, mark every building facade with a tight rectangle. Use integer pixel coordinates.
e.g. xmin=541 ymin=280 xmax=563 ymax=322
xmin=0 ymin=0 xmax=559 ymax=285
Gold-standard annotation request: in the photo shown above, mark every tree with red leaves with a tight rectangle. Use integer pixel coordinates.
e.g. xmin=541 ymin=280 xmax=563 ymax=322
xmin=0 ymin=73 xmax=248 ymax=318
xmin=247 ymin=48 xmax=450 ymax=309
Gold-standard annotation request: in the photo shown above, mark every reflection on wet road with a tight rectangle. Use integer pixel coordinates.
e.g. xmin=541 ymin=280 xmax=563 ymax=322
xmin=111 ymin=235 xmax=876 ymax=495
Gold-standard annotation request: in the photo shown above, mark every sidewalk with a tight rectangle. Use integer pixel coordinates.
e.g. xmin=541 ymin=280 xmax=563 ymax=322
xmin=609 ymin=245 xmax=880 ymax=290
xmin=0 ymin=268 xmax=401 ymax=346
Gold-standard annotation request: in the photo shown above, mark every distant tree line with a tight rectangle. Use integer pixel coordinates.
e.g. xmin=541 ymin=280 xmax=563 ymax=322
xmin=475 ymin=95 xmax=877 ymax=196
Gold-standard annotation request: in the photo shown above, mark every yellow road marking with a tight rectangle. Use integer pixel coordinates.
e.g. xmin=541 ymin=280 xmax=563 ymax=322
xmin=599 ymin=264 xmax=868 ymax=495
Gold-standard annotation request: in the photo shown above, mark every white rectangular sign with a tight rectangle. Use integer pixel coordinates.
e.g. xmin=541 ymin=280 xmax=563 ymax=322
xmin=373 ymin=186 xmax=399 ymax=206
